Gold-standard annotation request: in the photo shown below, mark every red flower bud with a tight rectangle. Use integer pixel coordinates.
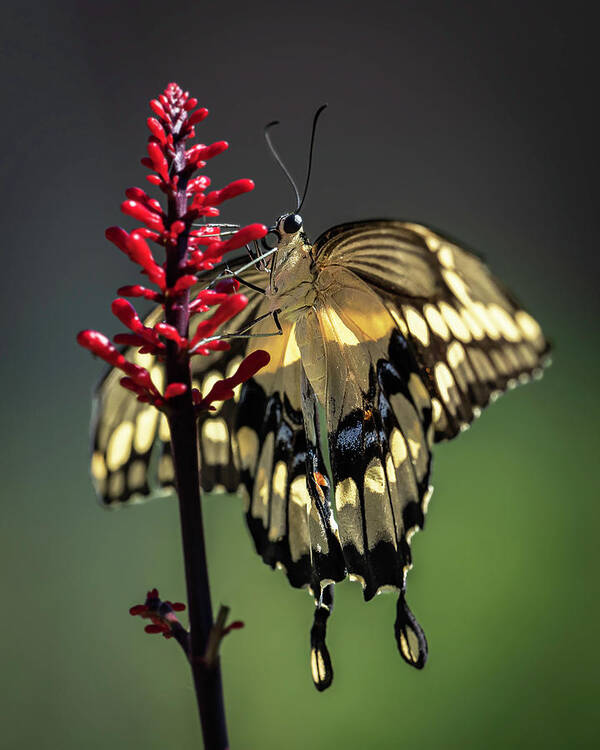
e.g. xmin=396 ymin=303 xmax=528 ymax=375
xmin=203 ymin=179 xmax=255 ymax=207
xmin=121 ymin=200 xmax=165 ymax=231
xmin=147 ymin=140 xmax=170 ymax=183
xmin=147 ymin=117 xmax=167 ymax=145
xmin=150 ymin=99 xmax=168 ymax=121
xmin=214 ymin=277 xmax=240 ymax=294
xmin=164 ymin=383 xmax=187 ymax=399
xmin=187 ymin=108 xmax=209 ymax=126
xmin=117 ymin=285 xmax=162 ymax=302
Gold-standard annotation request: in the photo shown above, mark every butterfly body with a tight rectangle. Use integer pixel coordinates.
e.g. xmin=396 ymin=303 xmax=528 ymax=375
xmin=91 ymin=214 xmax=550 ymax=688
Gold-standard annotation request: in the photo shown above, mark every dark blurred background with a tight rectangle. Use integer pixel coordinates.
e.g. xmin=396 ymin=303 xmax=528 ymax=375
xmin=2 ymin=1 xmax=598 ymax=748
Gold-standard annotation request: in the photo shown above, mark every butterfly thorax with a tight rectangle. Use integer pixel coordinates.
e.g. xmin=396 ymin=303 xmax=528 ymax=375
xmin=267 ymin=232 xmax=317 ymax=321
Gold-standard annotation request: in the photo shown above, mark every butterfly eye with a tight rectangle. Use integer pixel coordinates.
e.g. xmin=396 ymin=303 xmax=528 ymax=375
xmin=261 ymin=230 xmax=280 ymax=251
xmin=283 ymin=214 xmax=303 ymax=235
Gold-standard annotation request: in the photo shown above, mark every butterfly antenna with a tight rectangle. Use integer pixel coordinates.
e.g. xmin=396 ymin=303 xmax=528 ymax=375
xmin=264 ymin=120 xmax=301 ymax=209
xmin=297 ymin=104 xmax=327 ymax=213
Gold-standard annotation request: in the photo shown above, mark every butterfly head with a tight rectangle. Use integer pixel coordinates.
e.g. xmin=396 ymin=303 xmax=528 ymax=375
xmin=260 ymin=212 xmax=317 ymax=313
xmin=260 ymin=213 xmax=305 ymax=253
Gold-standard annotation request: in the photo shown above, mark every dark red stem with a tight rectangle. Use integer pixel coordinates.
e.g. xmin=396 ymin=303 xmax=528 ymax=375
xmin=164 ymin=121 xmax=229 ymax=750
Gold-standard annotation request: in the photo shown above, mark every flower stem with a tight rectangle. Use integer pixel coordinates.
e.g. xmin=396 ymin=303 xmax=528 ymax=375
xmin=165 ymin=123 xmax=229 ymax=750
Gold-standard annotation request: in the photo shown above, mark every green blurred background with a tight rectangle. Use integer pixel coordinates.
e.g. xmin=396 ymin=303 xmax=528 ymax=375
xmin=2 ymin=1 xmax=598 ymax=748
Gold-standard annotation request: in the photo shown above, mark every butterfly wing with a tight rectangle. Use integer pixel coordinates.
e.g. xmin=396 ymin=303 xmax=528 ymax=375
xmin=315 ymin=220 xmax=550 ymax=440
xmin=296 ymin=266 xmax=431 ymax=666
xmin=90 ymin=261 xmax=267 ymax=506
xmin=237 ymin=313 xmax=346 ymax=596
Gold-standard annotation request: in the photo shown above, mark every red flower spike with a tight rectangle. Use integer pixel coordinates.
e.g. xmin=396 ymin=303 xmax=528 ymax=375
xmin=165 ymin=383 xmax=187 ymax=399
xmin=146 ymin=174 xmax=162 ymax=187
xmin=140 ymin=157 xmax=154 ymax=170
xmin=184 ymin=97 xmax=199 ymax=111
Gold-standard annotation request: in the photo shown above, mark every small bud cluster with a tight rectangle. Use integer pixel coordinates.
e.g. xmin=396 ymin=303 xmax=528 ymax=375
xmin=130 ymin=589 xmax=244 ymax=648
xmin=130 ymin=588 xmax=187 ymax=639
xmin=77 ymin=82 xmax=269 ymax=411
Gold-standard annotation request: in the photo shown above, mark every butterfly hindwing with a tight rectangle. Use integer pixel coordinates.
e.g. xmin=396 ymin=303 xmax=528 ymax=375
xmin=237 ymin=315 xmax=345 ymax=594
xmin=297 ymin=267 xmax=433 ymax=602
xmin=90 ymin=262 xmax=266 ymax=505
xmin=316 ymin=220 xmax=550 ymax=441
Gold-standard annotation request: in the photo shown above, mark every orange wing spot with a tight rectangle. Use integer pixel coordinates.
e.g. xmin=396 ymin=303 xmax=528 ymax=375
xmin=363 ymin=408 xmax=373 ymax=421
xmin=314 ymin=471 xmax=328 ymax=488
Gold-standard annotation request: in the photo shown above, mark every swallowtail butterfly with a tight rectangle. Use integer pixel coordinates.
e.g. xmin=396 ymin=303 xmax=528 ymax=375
xmin=91 ymin=211 xmax=549 ymax=689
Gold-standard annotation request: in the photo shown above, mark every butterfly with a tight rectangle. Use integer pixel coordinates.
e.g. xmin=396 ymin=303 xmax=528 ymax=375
xmin=91 ymin=207 xmax=550 ymax=690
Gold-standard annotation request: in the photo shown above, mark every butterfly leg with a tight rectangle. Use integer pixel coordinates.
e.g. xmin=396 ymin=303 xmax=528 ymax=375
xmin=310 ymin=583 xmax=335 ymax=691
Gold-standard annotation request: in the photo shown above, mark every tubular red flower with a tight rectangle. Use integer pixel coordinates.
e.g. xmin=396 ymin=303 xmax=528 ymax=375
xmin=147 ymin=141 xmax=170 ymax=183
xmin=165 ymin=383 xmax=188 ymax=399
xmin=125 ymin=187 xmax=163 ymax=215
xmin=147 ymin=117 xmax=167 ymax=145
xmin=121 ymin=200 xmax=165 ymax=231
xmin=154 ymin=322 xmax=187 ymax=348
xmin=203 ymin=179 xmax=255 ymax=207
xmin=168 ymin=275 xmax=197 ymax=295
xmin=189 ymin=294 xmax=248 ymax=349
xmin=187 ymin=107 xmax=209 ymax=126
xmin=197 ymin=350 xmax=270 ymax=408
xmin=203 ymin=223 xmax=267 ymax=260
xmin=117 ymin=285 xmax=162 ymax=302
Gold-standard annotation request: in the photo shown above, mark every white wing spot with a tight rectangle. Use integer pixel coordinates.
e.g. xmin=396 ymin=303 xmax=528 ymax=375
xmin=403 ymin=306 xmax=430 ymax=346
xmin=424 ymin=303 xmax=450 ymax=341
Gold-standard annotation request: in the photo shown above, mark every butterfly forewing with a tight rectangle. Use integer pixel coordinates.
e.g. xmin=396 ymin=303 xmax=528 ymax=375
xmin=315 ymin=220 xmax=550 ymax=440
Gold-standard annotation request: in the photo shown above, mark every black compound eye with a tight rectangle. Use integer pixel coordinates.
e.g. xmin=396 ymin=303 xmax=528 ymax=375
xmin=261 ymin=230 xmax=279 ymax=250
xmin=283 ymin=214 xmax=303 ymax=235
